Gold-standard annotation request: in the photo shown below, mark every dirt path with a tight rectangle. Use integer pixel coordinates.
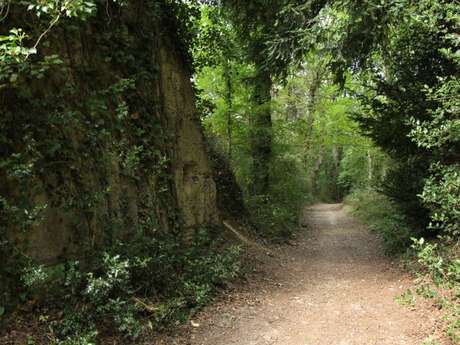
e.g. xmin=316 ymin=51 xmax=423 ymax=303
xmin=160 ymin=204 xmax=445 ymax=345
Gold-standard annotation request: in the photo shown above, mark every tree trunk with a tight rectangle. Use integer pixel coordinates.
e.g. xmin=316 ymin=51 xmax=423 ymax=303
xmin=332 ymin=146 xmax=343 ymax=201
xmin=250 ymin=69 xmax=272 ymax=196
xmin=223 ymin=61 xmax=233 ymax=161
xmin=303 ymin=67 xmax=323 ymax=166
xmin=367 ymin=150 xmax=373 ymax=184
xmin=309 ymin=147 xmax=325 ymax=195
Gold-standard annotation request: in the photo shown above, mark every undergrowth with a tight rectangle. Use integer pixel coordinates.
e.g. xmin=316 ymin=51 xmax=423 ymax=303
xmin=410 ymin=238 xmax=460 ymax=343
xmin=245 ymin=188 xmax=311 ymax=242
xmin=345 ymin=189 xmax=417 ymax=254
xmin=243 ymin=149 xmax=314 ymax=242
xmin=3 ymin=228 xmax=241 ymax=344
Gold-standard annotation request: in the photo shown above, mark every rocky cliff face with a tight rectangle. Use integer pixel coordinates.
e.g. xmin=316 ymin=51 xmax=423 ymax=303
xmin=0 ymin=2 xmax=219 ymax=263
xmin=157 ymin=36 xmax=219 ymax=231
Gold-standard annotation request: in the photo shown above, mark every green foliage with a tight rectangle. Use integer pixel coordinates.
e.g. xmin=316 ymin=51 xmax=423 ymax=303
xmin=196 ymin=52 xmax=313 ymax=239
xmin=346 ymin=190 xmax=416 ymax=254
xmin=394 ymin=7 xmax=460 ymax=339
xmin=196 ymin=34 xmax=382 ymax=237
xmin=408 ymin=3 xmax=460 ymax=238
xmin=25 ymin=0 xmax=97 ymax=19
xmin=205 ymin=1 xmax=328 ymax=198
xmin=338 ymin=146 xmax=388 ymax=193
xmin=410 ymin=237 xmax=460 ymax=342
xmin=19 ymin=230 xmax=241 ymax=343
xmin=412 ymin=238 xmax=460 ymax=288
xmin=273 ymin=55 xmax=387 ymax=204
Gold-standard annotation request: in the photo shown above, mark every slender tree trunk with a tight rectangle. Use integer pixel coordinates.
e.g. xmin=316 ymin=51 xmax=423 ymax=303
xmin=367 ymin=149 xmax=373 ymax=188
xmin=306 ymin=69 xmax=322 ymax=123
xmin=309 ymin=147 xmax=324 ymax=195
xmin=304 ymin=70 xmax=320 ymax=144
xmin=286 ymin=83 xmax=298 ymax=120
xmin=303 ymin=68 xmax=323 ymax=166
xmin=250 ymin=69 xmax=272 ymax=196
xmin=223 ymin=61 xmax=233 ymax=161
xmin=381 ymin=162 xmax=388 ymax=181
xmin=332 ymin=145 xmax=343 ymax=201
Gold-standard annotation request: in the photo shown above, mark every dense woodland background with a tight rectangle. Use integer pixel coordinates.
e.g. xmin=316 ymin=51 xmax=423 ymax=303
xmin=0 ymin=0 xmax=459 ymax=344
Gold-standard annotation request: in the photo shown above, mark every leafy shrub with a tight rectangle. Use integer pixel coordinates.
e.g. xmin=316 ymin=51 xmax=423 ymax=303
xmin=345 ymin=189 xmax=417 ymax=254
xmin=410 ymin=237 xmax=460 ymax=343
xmin=419 ymin=164 xmax=460 ymax=237
xmin=412 ymin=238 xmax=460 ymax=288
xmin=19 ymin=229 xmax=241 ymax=343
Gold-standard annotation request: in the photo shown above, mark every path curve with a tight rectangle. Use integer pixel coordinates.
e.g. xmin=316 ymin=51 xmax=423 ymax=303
xmin=160 ymin=204 xmax=444 ymax=345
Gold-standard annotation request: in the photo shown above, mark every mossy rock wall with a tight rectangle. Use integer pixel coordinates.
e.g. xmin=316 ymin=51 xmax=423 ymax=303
xmin=0 ymin=2 xmax=219 ymax=263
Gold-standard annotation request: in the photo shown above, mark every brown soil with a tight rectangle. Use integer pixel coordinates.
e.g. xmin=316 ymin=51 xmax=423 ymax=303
xmin=158 ymin=204 xmax=447 ymax=345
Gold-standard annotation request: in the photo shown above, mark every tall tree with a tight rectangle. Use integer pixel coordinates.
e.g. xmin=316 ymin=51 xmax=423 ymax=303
xmin=222 ymin=0 xmax=327 ymax=195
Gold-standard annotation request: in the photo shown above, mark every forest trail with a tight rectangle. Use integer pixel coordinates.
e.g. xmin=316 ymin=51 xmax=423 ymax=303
xmin=161 ymin=204 xmax=444 ymax=345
